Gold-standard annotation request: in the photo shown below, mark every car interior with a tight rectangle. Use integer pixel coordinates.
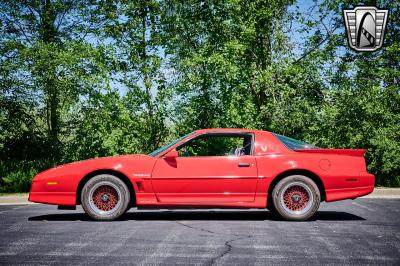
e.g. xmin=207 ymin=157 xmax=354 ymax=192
xmin=176 ymin=133 xmax=253 ymax=157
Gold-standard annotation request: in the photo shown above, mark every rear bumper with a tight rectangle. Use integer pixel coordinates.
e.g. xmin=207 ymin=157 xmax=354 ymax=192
xmin=325 ymin=172 xmax=375 ymax=202
xmin=325 ymin=186 xmax=374 ymax=202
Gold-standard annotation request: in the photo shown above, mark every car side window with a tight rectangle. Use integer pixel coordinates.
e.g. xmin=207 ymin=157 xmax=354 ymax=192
xmin=177 ymin=134 xmax=252 ymax=157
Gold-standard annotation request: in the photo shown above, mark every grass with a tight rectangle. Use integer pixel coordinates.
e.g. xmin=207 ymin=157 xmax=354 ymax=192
xmin=0 ymin=192 xmax=29 ymax=197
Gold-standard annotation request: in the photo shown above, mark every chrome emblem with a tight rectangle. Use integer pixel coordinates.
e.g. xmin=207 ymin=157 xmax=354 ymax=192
xmin=343 ymin=6 xmax=388 ymax=52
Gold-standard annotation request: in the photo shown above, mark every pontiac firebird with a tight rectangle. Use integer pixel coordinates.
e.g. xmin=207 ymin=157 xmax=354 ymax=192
xmin=29 ymin=128 xmax=375 ymax=221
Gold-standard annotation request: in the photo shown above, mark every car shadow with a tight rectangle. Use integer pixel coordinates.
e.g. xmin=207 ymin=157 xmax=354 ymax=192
xmin=28 ymin=210 xmax=366 ymax=222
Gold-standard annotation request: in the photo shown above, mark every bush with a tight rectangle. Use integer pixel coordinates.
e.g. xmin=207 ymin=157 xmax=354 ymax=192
xmin=0 ymin=160 xmax=53 ymax=193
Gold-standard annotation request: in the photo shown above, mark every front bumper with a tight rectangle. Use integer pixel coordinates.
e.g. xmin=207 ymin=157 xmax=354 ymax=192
xmin=29 ymin=174 xmax=77 ymax=206
xmin=29 ymin=191 xmax=76 ymax=205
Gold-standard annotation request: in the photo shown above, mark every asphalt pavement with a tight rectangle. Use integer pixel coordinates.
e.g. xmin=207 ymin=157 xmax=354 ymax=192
xmin=0 ymin=199 xmax=399 ymax=265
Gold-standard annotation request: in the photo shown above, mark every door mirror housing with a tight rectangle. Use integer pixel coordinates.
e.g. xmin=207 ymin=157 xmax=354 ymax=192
xmin=164 ymin=149 xmax=178 ymax=159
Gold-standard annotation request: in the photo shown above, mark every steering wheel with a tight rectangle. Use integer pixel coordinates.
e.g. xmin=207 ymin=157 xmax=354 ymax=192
xmin=234 ymin=147 xmax=244 ymax=156
xmin=234 ymin=142 xmax=252 ymax=156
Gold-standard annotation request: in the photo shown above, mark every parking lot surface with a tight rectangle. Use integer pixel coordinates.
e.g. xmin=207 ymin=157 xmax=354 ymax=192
xmin=0 ymin=199 xmax=399 ymax=265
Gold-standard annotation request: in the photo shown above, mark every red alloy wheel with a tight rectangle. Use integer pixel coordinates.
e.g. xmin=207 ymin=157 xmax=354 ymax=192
xmin=91 ymin=185 xmax=120 ymax=212
xmin=282 ymin=184 xmax=310 ymax=211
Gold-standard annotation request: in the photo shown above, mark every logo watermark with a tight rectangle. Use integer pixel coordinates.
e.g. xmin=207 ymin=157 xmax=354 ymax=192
xmin=343 ymin=6 xmax=388 ymax=52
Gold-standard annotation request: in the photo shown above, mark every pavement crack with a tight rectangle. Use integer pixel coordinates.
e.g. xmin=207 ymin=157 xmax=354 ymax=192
xmin=175 ymin=221 xmax=218 ymax=235
xmin=175 ymin=221 xmax=252 ymax=265
xmin=209 ymin=234 xmax=251 ymax=265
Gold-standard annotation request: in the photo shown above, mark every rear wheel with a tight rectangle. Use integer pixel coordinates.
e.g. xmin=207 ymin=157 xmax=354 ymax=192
xmin=81 ymin=174 xmax=130 ymax=221
xmin=272 ymin=175 xmax=320 ymax=221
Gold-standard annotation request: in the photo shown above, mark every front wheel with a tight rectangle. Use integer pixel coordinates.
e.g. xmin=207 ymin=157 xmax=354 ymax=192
xmin=272 ymin=175 xmax=320 ymax=221
xmin=81 ymin=174 xmax=130 ymax=221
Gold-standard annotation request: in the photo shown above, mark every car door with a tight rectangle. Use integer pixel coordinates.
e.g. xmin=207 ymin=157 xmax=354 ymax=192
xmin=150 ymin=133 xmax=258 ymax=203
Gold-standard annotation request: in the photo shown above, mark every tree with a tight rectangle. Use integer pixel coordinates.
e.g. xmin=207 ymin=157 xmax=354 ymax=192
xmin=162 ymin=1 xmax=323 ymax=136
xmin=302 ymin=0 xmax=400 ymax=186
xmin=99 ymin=0 xmax=171 ymax=151
xmin=0 ymin=0 xmax=398 ymax=191
xmin=0 ymin=0 xmax=109 ymax=162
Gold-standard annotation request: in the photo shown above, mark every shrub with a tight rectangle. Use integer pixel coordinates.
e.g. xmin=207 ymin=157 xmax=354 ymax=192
xmin=0 ymin=160 xmax=53 ymax=193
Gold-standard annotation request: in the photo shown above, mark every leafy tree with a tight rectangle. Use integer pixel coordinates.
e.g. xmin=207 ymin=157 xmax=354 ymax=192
xmin=99 ymin=0 xmax=172 ymax=151
xmin=0 ymin=0 xmax=398 ymax=191
xmin=0 ymin=0 xmax=110 ymax=191
xmin=302 ymin=0 xmax=400 ymax=186
xmin=0 ymin=0 xmax=109 ymax=162
xmin=162 ymin=1 xmax=323 ymax=134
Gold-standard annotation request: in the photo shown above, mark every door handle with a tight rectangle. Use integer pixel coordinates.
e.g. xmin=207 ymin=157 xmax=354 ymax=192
xmin=238 ymin=162 xmax=251 ymax=167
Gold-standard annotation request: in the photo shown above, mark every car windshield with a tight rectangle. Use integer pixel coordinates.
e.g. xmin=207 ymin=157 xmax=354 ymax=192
xmin=273 ymin=133 xmax=318 ymax=150
xmin=148 ymin=132 xmax=194 ymax=157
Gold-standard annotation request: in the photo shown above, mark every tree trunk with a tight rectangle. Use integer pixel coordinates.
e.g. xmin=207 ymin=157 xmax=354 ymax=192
xmin=41 ymin=0 xmax=61 ymax=160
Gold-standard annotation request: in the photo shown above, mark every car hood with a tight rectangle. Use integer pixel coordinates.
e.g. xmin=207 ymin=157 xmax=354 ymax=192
xmin=64 ymin=154 xmax=151 ymax=165
xmin=35 ymin=154 xmax=155 ymax=180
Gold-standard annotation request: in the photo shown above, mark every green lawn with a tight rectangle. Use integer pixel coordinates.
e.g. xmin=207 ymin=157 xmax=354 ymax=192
xmin=0 ymin=192 xmax=29 ymax=197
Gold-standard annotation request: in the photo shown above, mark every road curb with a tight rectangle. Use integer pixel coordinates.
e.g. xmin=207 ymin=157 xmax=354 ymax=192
xmin=0 ymin=194 xmax=34 ymax=205
xmin=361 ymin=188 xmax=400 ymax=199
xmin=0 ymin=188 xmax=399 ymax=205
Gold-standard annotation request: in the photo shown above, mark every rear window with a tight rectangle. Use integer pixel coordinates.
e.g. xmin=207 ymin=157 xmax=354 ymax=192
xmin=273 ymin=133 xmax=318 ymax=150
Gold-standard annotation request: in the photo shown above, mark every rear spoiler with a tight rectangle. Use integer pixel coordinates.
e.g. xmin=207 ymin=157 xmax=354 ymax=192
xmin=295 ymin=149 xmax=367 ymax=157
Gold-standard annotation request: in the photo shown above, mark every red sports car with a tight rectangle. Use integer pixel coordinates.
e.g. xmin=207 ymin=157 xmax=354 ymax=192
xmin=29 ymin=128 xmax=375 ymax=221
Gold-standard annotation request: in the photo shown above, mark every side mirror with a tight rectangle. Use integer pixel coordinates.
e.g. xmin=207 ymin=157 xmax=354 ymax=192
xmin=164 ymin=149 xmax=178 ymax=159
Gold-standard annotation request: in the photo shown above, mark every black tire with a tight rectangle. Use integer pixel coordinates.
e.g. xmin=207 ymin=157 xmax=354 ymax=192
xmin=267 ymin=196 xmax=277 ymax=214
xmin=272 ymin=175 xmax=320 ymax=221
xmin=81 ymin=174 xmax=130 ymax=221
